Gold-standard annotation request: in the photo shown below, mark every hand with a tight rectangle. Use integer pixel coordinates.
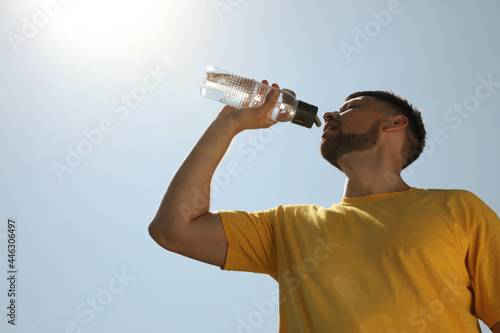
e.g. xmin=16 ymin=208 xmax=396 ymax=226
xmin=218 ymin=80 xmax=281 ymax=133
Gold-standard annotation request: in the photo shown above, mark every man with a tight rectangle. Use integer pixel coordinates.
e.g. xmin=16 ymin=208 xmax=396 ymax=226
xmin=149 ymin=81 xmax=500 ymax=332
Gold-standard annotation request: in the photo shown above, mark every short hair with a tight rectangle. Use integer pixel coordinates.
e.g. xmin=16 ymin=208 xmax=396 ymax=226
xmin=344 ymin=91 xmax=426 ymax=169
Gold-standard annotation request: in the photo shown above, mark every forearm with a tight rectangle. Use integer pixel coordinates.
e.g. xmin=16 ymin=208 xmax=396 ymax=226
xmin=152 ymin=112 xmax=240 ymax=226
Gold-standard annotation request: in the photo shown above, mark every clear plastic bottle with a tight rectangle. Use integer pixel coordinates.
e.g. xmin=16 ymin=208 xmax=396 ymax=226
xmin=200 ymin=66 xmax=321 ymax=129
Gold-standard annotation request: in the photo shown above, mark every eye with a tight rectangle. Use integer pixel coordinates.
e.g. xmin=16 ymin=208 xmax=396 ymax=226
xmin=339 ymin=105 xmax=356 ymax=113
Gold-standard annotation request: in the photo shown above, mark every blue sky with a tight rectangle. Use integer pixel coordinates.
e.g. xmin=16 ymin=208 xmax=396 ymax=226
xmin=1 ymin=0 xmax=499 ymax=332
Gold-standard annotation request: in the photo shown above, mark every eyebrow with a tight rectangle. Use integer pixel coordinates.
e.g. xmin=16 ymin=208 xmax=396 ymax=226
xmin=339 ymin=100 xmax=362 ymax=112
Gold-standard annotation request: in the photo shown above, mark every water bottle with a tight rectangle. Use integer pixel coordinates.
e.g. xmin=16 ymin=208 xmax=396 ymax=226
xmin=200 ymin=66 xmax=321 ymax=129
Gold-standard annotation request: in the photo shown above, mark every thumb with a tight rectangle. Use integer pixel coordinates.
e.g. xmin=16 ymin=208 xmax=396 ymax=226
xmin=219 ymin=105 xmax=236 ymax=115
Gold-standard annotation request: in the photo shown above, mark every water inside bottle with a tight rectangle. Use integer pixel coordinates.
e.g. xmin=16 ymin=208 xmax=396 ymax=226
xmin=220 ymin=74 xmax=270 ymax=109
xmin=201 ymin=71 xmax=296 ymax=122
xmin=201 ymin=72 xmax=231 ymax=102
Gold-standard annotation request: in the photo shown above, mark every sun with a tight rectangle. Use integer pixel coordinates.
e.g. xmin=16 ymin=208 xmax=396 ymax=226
xmin=35 ymin=0 xmax=213 ymax=71
xmin=58 ymin=0 xmax=152 ymax=33
xmin=52 ymin=0 xmax=160 ymax=53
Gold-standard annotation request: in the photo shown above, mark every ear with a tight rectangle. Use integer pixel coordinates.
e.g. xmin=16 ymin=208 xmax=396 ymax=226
xmin=383 ymin=115 xmax=408 ymax=133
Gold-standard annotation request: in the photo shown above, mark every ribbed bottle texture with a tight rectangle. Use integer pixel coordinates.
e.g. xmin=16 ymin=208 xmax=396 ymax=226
xmin=220 ymin=74 xmax=271 ymax=109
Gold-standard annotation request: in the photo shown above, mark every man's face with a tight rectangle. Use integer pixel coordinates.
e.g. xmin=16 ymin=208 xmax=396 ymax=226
xmin=319 ymin=96 xmax=385 ymax=170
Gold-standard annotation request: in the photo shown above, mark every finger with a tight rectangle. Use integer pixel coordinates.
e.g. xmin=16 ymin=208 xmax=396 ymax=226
xmin=260 ymin=84 xmax=280 ymax=110
xmin=254 ymin=83 xmax=280 ymax=126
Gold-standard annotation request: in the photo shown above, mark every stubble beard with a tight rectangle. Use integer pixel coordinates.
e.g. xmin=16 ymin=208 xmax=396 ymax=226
xmin=320 ymin=120 xmax=381 ymax=171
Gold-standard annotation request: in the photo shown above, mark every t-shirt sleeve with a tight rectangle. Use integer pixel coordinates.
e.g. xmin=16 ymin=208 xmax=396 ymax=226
xmin=218 ymin=209 xmax=278 ymax=280
xmin=466 ymin=209 xmax=500 ymax=328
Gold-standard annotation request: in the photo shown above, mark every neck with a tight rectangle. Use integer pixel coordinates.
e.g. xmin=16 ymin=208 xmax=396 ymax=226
xmin=339 ymin=151 xmax=411 ymax=198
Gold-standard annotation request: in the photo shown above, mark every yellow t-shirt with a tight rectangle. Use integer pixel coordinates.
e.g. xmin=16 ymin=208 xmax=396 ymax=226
xmin=219 ymin=188 xmax=500 ymax=332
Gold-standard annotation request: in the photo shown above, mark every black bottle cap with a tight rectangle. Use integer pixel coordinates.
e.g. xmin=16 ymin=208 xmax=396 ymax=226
xmin=291 ymin=100 xmax=319 ymax=128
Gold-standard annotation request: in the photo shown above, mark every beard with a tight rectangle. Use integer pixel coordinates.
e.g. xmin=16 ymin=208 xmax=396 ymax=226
xmin=320 ymin=120 xmax=381 ymax=171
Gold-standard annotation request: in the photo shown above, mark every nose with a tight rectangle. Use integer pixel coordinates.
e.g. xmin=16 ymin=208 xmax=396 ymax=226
xmin=323 ymin=111 xmax=340 ymax=122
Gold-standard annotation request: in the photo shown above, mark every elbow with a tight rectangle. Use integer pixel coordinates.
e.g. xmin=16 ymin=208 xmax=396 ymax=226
xmin=148 ymin=219 xmax=178 ymax=252
xmin=148 ymin=220 xmax=168 ymax=248
xmin=148 ymin=220 xmax=160 ymax=242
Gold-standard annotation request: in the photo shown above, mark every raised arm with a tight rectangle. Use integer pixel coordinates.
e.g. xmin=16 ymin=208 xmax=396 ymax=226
xmin=148 ymin=82 xmax=280 ymax=267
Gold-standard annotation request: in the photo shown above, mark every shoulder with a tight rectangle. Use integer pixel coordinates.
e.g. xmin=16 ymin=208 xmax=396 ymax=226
xmin=275 ymin=204 xmax=329 ymax=215
xmin=254 ymin=204 xmax=333 ymax=225
xmin=418 ymin=188 xmax=487 ymax=202
xmin=219 ymin=204 xmax=327 ymax=221
xmin=415 ymin=188 xmax=496 ymax=222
